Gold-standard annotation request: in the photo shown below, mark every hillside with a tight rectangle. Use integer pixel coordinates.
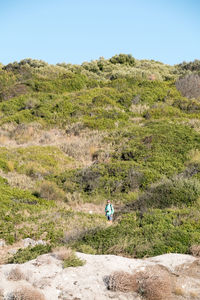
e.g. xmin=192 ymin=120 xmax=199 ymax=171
xmin=0 ymin=54 xmax=200 ymax=261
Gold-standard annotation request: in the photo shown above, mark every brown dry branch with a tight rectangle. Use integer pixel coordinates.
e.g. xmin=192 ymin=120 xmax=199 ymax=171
xmin=108 ymin=271 xmax=139 ymax=293
xmin=10 ymin=285 xmax=46 ymax=300
xmin=108 ymin=265 xmax=174 ymax=300
xmin=137 ymin=265 xmax=173 ymax=300
xmin=176 ymin=73 xmax=200 ymax=99
xmin=190 ymin=245 xmax=200 ymax=257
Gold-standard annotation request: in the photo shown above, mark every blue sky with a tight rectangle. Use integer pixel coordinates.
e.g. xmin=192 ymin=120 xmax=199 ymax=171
xmin=0 ymin=0 xmax=199 ymax=65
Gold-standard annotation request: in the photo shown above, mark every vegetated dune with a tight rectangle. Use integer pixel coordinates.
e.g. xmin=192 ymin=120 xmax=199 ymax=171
xmin=0 ymin=252 xmax=200 ymax=300
xmin=1 ymin=56 xmax=200 ymax=293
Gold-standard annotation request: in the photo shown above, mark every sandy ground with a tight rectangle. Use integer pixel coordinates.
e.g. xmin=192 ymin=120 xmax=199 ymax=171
xmin=0 ymin=252 xmax=199 ymax=300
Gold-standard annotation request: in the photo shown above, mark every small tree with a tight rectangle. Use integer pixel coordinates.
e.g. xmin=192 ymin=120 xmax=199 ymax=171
xmin=109 ymin=54 xmax=135 ymax=66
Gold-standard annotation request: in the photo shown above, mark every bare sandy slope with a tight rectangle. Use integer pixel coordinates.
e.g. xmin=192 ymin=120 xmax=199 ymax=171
xmin=0 ymin=252 xmax=200 ymax=300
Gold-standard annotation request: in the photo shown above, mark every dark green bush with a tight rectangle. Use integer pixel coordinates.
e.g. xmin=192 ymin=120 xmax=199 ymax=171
xmin=138 ymin=177 xmax=200 ymax=209
xmin=109 ymin=54 xmax=135 ymax=66
xmin=177 ymin=59 xmax=200 ymax=72
xmin=73 ymin=209 xmax=200 ymax=258
xmin=52 ymin=162 xmax=143 ymax=199
xmin=8 ymin=244 xmax=51 ymax=263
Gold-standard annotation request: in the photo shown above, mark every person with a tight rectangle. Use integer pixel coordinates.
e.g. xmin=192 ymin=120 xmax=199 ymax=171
xmin=105 ymin=200 xmax=114 ymax=222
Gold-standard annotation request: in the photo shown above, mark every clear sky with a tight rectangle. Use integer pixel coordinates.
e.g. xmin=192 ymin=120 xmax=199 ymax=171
xmin=0 ymin=0 xmax=199 ymax=65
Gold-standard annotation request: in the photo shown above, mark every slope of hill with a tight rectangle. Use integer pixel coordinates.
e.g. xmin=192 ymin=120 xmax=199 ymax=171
xmin=0 ymin=54 xmax=200 ymax=260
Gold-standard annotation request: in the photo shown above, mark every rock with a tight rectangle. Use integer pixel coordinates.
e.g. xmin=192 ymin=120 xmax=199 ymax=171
xmin=22 ymin=238 xmax=36 ymax=247
xmin=8 ymin=249 xmax=18 ymax=255
xmin=22 ymin=238 xmax=46 ymax=248
xmin=0 ymin=239 xmax=6 ymax=247
xmin=36 ymin=240 xmax=46 ymax=246
xmin=0 ymin=252 xmax=199 ymax=300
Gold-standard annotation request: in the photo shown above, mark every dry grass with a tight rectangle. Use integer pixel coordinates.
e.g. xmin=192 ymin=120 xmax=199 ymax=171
xmin=173 ymin=287 xmax=185 ymax=296
xmin=190 ymin=245 xmax=200 ymax=257
xmin=7 ymin=267 xmax=25 ymax=281
xmin=137 ymin=265 xmax=173 ymax=300
xmin=108 ymin=271 xmax=138 ymax=292
xmin=0 ymin=170 xmax=35 ymax=190
xmin=36 ymin=180 xmax=66 ymax=201
xmin=71 ymin=202 xmax=104 ymax=214
xmin=176 ymin=259 xmax=200 ymax=279
xmin=174 ymin=259 xmax=200 ymax=299
xmin=108 ymin=265 xmax=174 ymax=300
xmin=190 ymin=291 xmax=199 ymax=299
xmin=6 ymin=160 xmax=15 ymax=172
xmin=65 ymin=191 xmax=83 ymax=205
xmin=0 ymin=241 xmax=24 ymax=265
xmin=130 ymin=104 xmax=149 ymax=114
xmin=52 ymin=246 xmax=73 ymax=261
xmin=187 ymin=149 xmax=200 ymax=164
xmin=10 ymin=123 xmax=40 ymax=144
xmin=0 ymin=134 xmax=10 ymax=145
xmin=60 ymin=130 xmax=110 ymax=165
xmin=10 ymin=285 xmax=46 ymax=300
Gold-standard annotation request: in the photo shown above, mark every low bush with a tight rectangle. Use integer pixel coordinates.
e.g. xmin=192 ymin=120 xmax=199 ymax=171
xmin=112 ymin=120 xmax=200 ymax=188
xmin=8 ymin=244 xmax=51 ymax=264
xmin=0 ymin=146 xmax=72 ymax=178
xmin=108 ymin=271 xmax=138 ymax=292
xmin=138 ymin=177 xmax=200 ymax=209
xmin=108 ymin=265 xmax=173 ymax=300
xmin=177 ymin=59 xmax=200 ymax=72
xmin=63 ymin=253 xmax=85 ymax=268
xmin=52 ymin=246 xmax=73 ymax=260
xmin=73 ymin=208 xmax=200 ymax=257
xmin=138 ymin=265 xmax=173 ymax=300
xmin=109 ymin=54 xmax=135 ymax=66
xmin=9 ymin=285 xmax=46 ymax=300
xmin=52 ymin=245 xmax=85 ymax=268
xmin=189 ymin=244 xmax=200 ymax=257
xmin=35 ymin=180 xmax=66 ymax=201
xmin=76 ymin=244 xmax=97 ymax=254
xmin=53 ymin=161 xmax=144 ymax=200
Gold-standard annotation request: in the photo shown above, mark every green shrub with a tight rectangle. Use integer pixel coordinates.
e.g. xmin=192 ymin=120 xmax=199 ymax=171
xmin=138 ymin=177 xmax=200 ymax=209
xmin=36 ymin=180 xmax=66 ymax=201
xmin=114 ymin=121 xmax=200 ymax=181
xmin=0 ymin=146 xmax=72 ymax=177
xmin=73 ymin=208 xmax=200 ymax=258
xmin=8 ymin=244 xmax=51 ymax=263
xmin=0 ymin=176 xmax=8 ymax=185
xmin=176 ymin=59 xmax=200 ymax=72
xmin=109 ymin=54 xmax=135 ymax=66
xmin=76 ymin=244 xmax=97 ymax=254
xmin=52 ymin=161 xmax=143 ymax=200
xmin=32 ymin=72 xmax=87 ymax=93
xmin=63 ymin=253 xmax=85 ymax=268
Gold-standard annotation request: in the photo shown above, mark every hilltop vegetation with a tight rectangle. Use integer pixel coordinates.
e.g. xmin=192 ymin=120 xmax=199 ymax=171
xmin=0 ymin=54 xmax=200 ymax=260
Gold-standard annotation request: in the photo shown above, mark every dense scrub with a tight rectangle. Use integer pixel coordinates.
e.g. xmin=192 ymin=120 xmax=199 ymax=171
xmin=1 ymin=55 xmax=200 ymax=259
xmin=73 ymin=208 xmax=200 ymax=257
